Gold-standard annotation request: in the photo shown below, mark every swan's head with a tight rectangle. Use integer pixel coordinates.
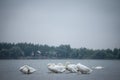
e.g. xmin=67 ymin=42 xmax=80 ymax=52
xmin=57 ymin=63 xmax=63 ymax=66
xmin=65 ymin=61 xmax=70 ymax=67
xmin=47 ymin=63 xmax=55 ymax=67
xmin=47 ymin=63 xmax=52 ymax=66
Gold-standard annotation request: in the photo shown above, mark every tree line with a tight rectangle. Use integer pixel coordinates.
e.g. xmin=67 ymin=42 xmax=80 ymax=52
xmin=0 ymin=42 xmax=120 ymax=59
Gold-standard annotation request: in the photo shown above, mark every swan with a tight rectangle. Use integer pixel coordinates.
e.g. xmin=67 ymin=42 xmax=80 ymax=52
xmin=19 ymin=65 xmax=36 ymax=74
xmin=47 ymin=63 xmax=66 ymax=73
xmin=57 ymin=63 xmax=64 ymax=66
xmin=65 ymin=62 xmax=78 ymax=73
xmin=77 ymin=63 xmax=92 ymax=74
xmin=92 ymin=66 xmax=104 ymax=69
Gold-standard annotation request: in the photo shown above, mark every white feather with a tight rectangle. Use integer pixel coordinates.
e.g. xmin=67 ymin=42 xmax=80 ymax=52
xmin=77 ymin=63 xmax=92 ymax=74
xmin=19 ymin=65 xmax=36 ymax=74
xmin=47 ymin=63 xmax=66 ymax=73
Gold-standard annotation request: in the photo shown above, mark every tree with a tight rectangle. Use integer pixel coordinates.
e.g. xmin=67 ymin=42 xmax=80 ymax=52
xmin=92 ymin=50 xmax=106 ymax=59
xmin=0 ymin=49 xmax=10 ymax=59
xmin=0 ymin=42 xmax=120 ymax=59
xmin=56 ymin=45 xmax=71 ymax=58
xmin=113 ymin=48 xmax=119 ymax=59
xmin=9 ymin=46 xmax=24 ymax=59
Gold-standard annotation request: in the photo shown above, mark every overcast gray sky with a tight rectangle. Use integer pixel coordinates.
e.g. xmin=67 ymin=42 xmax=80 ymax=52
xmin=0 ymin=0 xmax=120 ymax=49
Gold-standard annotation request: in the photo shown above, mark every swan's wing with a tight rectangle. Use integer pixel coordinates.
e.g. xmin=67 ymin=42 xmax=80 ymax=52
xmin=48 ymin=66 xmax=58 ymax=73
xmin=20 ymin=67 xmax=28 ymax=74
xmin=27 ymin=66 xmax=36 ymax=73
xmin=77 ymin=63 xmax=92 ymax=73
xmin=67 ymin=65 xmax=78 ymax=73
xmin=56 ymin=66 xmax=66 ymax=72
xmin=19 ymin=66 xmax=24 ymax=71
xmin=48 ymin=65 xmax=65 ymax=73
xmin=19 ymin=65 xmax=27 ymax=71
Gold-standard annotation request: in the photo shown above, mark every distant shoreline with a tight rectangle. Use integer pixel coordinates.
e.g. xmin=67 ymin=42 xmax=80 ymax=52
xmin=0 ymin=42 xmax=120 ymax=59
xmin=0 ymin=58 xmax=119 ymax=60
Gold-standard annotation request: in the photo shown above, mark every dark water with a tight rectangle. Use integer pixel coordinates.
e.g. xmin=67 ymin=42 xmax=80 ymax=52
xmin=0 ymin=60 xmax=120 ymax=80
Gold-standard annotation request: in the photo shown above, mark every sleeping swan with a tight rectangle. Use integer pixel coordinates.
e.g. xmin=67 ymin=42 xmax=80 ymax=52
xmin=47 ymin=63 xmax=66 ymax=73
xmin=77 ymin=63 xmax=92 ymax=74
xmin=65 ymin=62 xmax=78 ymax=73
xmin=92 ymin=66 xmax=104 ymax=69
xmin=19 ymin=65 xmax=36 ymax=74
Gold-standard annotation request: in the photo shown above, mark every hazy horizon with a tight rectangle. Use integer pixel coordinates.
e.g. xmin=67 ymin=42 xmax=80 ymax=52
xmin=0 ymin=0 xmax=120 ymax=49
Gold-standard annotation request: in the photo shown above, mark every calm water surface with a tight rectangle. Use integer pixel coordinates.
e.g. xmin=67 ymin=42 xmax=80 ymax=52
xmin=0 ymin=60 xmax=120 ymax=80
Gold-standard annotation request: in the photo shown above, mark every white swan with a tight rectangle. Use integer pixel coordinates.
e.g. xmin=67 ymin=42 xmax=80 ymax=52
xmin=57 ymin=63 xmax=64 ymax=66
xmin=77 ymin=63 xmax=92 ymax=74
xmin=65 ymin=62 xmax=78 ymax=73
xmin=47 ymin=63 xmax=66 ymax=73
xmin=92 ymin=66 xmax=104 ymax=69
xmin=19 ymin=65 xmax=36 ymax=74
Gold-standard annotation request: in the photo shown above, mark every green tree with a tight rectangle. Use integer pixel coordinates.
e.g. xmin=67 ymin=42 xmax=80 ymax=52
xmin=0 ymin=49 xmax=10 ymax=59
xmin=9 ymin=46 xmax=24 ymax=59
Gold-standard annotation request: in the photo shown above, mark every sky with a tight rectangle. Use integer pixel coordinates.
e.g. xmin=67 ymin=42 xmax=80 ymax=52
xmin=0 ymin=0 xmax=120 ymax=49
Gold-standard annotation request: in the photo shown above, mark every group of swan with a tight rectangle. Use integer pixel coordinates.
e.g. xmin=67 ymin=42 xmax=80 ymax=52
xmin=47 ymin=62 xmax=92 ymax=74
xmin=19 ymin=62 xmax=103 ymax=74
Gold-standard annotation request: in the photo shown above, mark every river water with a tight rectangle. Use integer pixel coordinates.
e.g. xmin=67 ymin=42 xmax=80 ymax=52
xmin=0 ymin=60 xmax=120 ymax=80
